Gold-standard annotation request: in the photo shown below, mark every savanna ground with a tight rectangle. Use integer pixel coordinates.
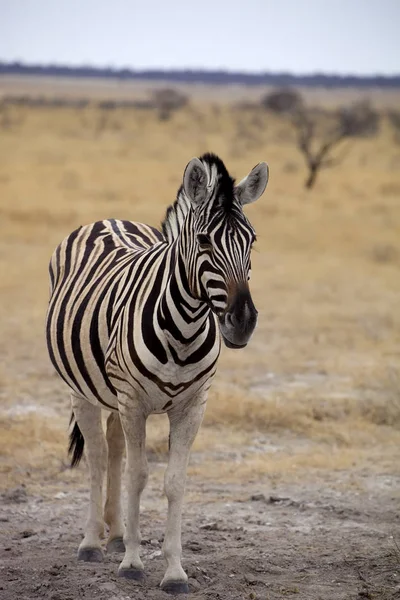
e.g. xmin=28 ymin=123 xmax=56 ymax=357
xmin=1 ymin=77 xmax=400 ymax=600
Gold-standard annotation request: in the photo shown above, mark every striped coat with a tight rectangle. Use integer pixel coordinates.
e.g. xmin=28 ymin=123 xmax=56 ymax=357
xmin=45 ymin=153 xmax=269 ymax=593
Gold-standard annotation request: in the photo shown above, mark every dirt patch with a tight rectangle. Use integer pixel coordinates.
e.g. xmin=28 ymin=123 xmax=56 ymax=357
xmin=1 ymin=466 xmax=399 ymax=600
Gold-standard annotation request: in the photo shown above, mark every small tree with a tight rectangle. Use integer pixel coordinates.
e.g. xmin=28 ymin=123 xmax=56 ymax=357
xmin=293 ymin=103 xmax=378 ymax=190
xmin=261 ymin=88 xmax=303 ymax=115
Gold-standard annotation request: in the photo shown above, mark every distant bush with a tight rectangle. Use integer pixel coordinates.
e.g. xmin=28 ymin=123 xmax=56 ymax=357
xmin=2 ymin=95 xmax=90 ymax=109
xmin=337 ymin=101 xmax=380 ymax=137
xmin=151 ymin=88 xmax=189 ymax=120
xmin=388 ymin=110 xmax=400 ymax=143
xmin=0 ymin=99 xmax=25 ymax=129
xmin=97 ymin=100 xmax=118 ymax=110
xmin=1 ymin=92 xmax=190 ymax=119
xmin=261 ymin=88 xmax=303 ymax=114
xmin=234 ymin=101 xmax=261 ymax=112
xmin=124 ymin=100 xmax=154 ymax=110
xmin=96 ymin=99 xmax=153 ymax=110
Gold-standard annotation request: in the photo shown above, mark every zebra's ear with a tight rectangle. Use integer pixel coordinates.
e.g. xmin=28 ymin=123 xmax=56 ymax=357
xmin=183 ymin=158 xmax=208 ymax=206
xmin=235 ymin=162 xmax=269 ymax=205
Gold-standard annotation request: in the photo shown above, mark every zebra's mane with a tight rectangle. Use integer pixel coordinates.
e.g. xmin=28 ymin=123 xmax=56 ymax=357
xmin=161 ymin=153 xmax=236 ymax=243
xmin=161 ymin=186 xmax=192 ymax=243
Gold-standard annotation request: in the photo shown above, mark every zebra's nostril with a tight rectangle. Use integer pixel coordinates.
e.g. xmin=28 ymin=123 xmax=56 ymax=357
xmin=226 ymin=313 xmax=234 ymax=327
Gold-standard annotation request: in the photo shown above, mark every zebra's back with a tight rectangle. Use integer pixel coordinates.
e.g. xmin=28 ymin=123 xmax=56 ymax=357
xmin=46 ymin=219 xmax=164 ymax=409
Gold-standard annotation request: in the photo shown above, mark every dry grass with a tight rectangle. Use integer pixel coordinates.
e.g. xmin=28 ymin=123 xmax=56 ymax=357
xmin=1 ymin=86 xmax=400 ymax=488
xmin=206 ymin=385 xmax=400 ymax=441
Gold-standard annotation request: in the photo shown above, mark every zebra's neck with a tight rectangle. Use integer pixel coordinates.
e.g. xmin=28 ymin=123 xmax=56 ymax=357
xmin=161 ymin=187 xmax=191 ymax=244
xmin=157 ymin=214 xmax=216 ymax=356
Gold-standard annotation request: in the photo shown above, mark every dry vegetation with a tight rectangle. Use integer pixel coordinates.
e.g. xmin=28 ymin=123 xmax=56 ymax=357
xmin=0 ymin=82 xmax=400 ymax=497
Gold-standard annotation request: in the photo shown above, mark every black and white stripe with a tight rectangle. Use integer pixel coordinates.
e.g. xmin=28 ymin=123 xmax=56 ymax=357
xmin=46 ymin=153 xmax=268 ymax=414
xmin=45 ymin=153 xmax=269 ymax=589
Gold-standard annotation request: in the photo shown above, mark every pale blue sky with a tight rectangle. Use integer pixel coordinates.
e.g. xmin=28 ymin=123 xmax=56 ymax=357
xmin=1 ymin=0 xmax=399 ymax=75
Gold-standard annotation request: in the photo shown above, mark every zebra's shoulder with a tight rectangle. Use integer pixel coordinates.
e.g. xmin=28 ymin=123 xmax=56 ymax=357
xmin=51 ymin=219 xmax=164 ymax=260
xmin=103 ymin=219 xmax=165 ymax=250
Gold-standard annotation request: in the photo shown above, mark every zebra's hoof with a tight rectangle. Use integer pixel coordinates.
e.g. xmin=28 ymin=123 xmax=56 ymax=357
xmin=77 ymin=547 xmax=104 ymax=562
xmin=161 ymin=581 xmax=190 ymax=595
xmin=118 ymin=567 xmax=145 ymax=581
xmin=107 ymin=537 xmax=125 ymax=553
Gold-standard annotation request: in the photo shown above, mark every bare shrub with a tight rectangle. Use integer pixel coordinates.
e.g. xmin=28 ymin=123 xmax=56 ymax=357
xmin=152 ymin=88 xmax=189 ymax=121
xmin=337 ymin=101 xmax=380 ymax=138
xmin=2 ymin=95 xmax=90 ymax=109
xmin=0 ymin=101 xmax=25 ymax=130
xmin=3 ymin=94 xmax=30 ymax=106
xmin=370 ymin=243 xmax=398 ymax=264
xmin=261 ymin=88 xmax=303 ymax=114
xmin=292 ymin=107 xmax=354 ymax=189
xmin=94 ymin=108 xmax=112 ymax=137
xmin=388 ymin=110 xmax=400 ymax=143
xmin=0 ymin=101 xmax=11 ymax=129
xmin=128 ymin=99 xmax=155 ymax=110
xmin=97 ymin=100 xmax=118 ymax=110
xmin=234 ymin=101 xmax=260 ymax=112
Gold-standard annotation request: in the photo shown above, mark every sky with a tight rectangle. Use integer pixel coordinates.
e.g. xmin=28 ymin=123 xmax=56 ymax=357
xmin=1 ymin=0 xmax=400 ymax=75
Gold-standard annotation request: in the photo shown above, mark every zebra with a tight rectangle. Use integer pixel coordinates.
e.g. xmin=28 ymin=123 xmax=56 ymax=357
xmin=45 ymin=153 xmax=269 ymax=594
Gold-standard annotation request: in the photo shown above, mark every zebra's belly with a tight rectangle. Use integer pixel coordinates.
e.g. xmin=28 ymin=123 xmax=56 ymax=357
xmin=145 ymin=369 xmax=216 ymax=413
xmin=110 ymin=370 xmax=215 ymax=414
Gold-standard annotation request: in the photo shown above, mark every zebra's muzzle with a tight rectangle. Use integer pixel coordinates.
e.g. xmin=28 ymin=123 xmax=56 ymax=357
xmin=222 ymin=337 xmax=248 ymax=349
xmin=218 ymin=287 xmax=258 ymax=349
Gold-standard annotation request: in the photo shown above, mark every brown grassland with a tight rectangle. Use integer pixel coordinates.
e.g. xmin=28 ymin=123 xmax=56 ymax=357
xmin=0 ymin=80 xmax=400 ymax=599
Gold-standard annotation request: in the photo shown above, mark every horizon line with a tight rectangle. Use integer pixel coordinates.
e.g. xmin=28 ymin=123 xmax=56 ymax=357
xmin=1 ymin=60 xmax=400 ymax=80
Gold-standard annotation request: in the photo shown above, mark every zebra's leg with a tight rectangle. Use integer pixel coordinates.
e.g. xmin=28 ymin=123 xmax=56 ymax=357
xmin=161 ymin=401 xmax=206 ymax=594
xmin=71 ymin=393 xmax=107 ymax=562
xmin=117 ymin=399 xmax=148 ymax=580
xmin=104 ymin=412 xmax=126 ymax=553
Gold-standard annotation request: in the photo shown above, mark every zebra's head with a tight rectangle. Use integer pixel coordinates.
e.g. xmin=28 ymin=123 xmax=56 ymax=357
xmin=182 ymin=153 xmax=269 ymax=349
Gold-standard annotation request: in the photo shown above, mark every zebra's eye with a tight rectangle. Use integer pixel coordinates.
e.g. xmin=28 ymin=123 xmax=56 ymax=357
xmin=197 ymin=234 xmax=212 ymax=249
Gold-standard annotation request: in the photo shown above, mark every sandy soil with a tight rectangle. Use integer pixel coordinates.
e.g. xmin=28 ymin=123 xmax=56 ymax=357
xmin=1 ymin=450 xmax=399 ymax=600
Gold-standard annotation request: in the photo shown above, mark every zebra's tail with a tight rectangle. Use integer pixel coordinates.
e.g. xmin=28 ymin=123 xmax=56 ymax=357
xmin=68 ymin=412 xmax=85 ymax=467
